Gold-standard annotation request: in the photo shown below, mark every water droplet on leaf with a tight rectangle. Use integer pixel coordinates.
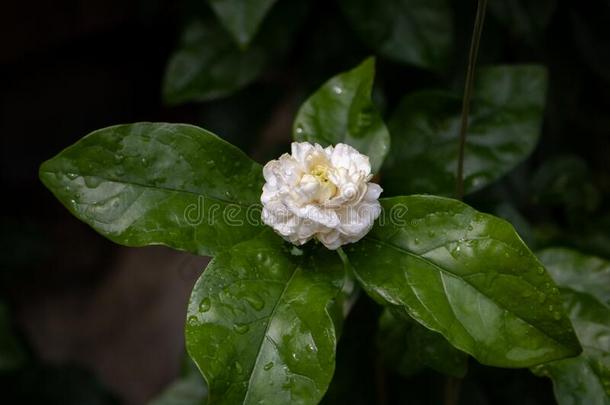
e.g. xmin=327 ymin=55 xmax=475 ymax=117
xmin=234 ymin=323 xmax=249 ymax=334
xmin=199 ymin=297 xmax=211 ymax=313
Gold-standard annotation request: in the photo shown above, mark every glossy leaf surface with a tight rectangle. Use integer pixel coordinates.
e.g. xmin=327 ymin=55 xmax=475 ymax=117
xmin=383 ymin=65 xmax=547 ymax=196
xmin=293 ymin=58 xmax=390 ymax=173
xmin=347 ymin=196 xmax=581 ymax=367
xmin=534 ymin=248 xmax=610 ymax=404
xmin=208 ymin=0 xmax=278 ymax=48
xmin=40 ymin=123 xmax=264 ymax=257
xmin=186 ymin=231 xmax=346 ymax=404
xmin=378 ymin=309 xmax=468 ymax=378
xmin=338 ymin=0 xmax=453 ymax=71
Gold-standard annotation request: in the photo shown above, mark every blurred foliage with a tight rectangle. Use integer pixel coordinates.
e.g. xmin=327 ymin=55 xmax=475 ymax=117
xmin=5 ymin=0 xmax=610 ymax=403
xmin=149 ymin=354 xmax=208 ymax=405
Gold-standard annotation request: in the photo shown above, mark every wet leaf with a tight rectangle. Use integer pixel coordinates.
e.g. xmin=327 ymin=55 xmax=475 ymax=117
xmin=338 ymin=0 xmax=453 ymax=71
xmin=383 ymin=65 xmax=547 ymax=196
xmin=186 ymin=231 xmax=346 ymax=404
xmin=377 ymin=309 xmax=468 ymax=378
xmin=534 ymin=248 xmax=610 ymax=404
xmin=346 ymin=196 xmax=581 ymax=368
xmin=39 ymin=123 xmax=264 ymax=257
xmin=293 ymin=58 xmax=390 ymax=173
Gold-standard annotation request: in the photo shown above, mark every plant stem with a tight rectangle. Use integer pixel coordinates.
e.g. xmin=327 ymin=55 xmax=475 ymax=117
xmin=455 ymin=0 xmax=488 ymax=200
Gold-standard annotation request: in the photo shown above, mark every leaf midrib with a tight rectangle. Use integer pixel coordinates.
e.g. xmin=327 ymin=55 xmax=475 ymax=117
xmin=242 ymin=265 xmax=301 ymax=404
xmin=41 ymin=170 xmax=257 ymax=208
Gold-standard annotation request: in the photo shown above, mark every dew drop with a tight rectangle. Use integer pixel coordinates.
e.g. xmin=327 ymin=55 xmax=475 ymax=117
xmin=187 ymin=315 xmax=198 ymax=327
xmin=66 ymin=172 xmax=78 ymax=180
xmin=332 ymin=85 xmax=343 ymax=94
xmin=306 ymin=344 xmax=315 ymax=352
xmin=414 ymin=238 xmax=420 ymax=245
xmin=245 ymin=294 xmax=265 ymax=311
xmin=199 ymin=297 xmax=211 ymax=313
xmin=295 ymin=125 xmax=304 ymax=134
xmin=264 ymin=362 xmax=274 ymax=371
xmin=467 ymin=224 xmax=473 ymax=231
xmin=84 ymin=176 xmax=103 ymax=188
xmin=234 ymin=323 xmax=249 ymax=334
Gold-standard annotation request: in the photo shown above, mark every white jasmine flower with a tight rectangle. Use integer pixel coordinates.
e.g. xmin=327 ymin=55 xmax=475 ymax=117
xmin=261 ymin=142 xmax=382 ymax=250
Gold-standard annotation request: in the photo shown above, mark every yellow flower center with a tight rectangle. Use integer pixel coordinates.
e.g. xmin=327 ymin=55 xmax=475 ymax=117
xmin=310 ymin=164 xmax=337 ymax=201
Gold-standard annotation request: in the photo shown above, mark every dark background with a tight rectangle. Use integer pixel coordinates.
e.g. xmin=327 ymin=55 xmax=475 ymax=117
xmin=1 ymin=0 xmax=609 ymax=404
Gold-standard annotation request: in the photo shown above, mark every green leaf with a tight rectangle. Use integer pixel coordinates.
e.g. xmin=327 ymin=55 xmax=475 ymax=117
xmin=163 ymin=20 xmax=266 ymax=105
xmin=0 ymin=302 xmax=27 ymax=372
xmin=186 ymin=230 xmax=346 ymax=404
xmin=531 ymin=155 xmax=601 ymax=216
xmin=534 ymin=248 xmax=610 ymax=404
xmin=538 ymin=248 xmax=610 ymax=306
xmin=163 ymin=1 xmax=307 ymax=105
xmin=383 ymin=65 xmax=547 ymax=196
xmin=208 ymin=0 xmax=278 ymax=48
xmin=149 ymin=354 xmax=208 ymax=405
xmin=377 ymin=309 xmax=468 ymax=378
xmin=338 ymin=0 xmax=453 ymax=71
xmin=346 ymin=195 xmax=581 ymax=368
xmin=39 ymin=123 xmax=264 ymax=257
xmin=293 ymin=58 xmax=390 ymax=173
